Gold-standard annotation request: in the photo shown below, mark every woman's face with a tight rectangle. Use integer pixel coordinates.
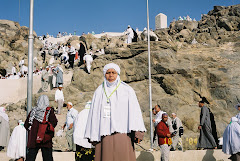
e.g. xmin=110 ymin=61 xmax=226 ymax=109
xmin=238 ymin=106 xmax=240 ymax=111
xmin=105 ymin=69 xmax=118 ymax=82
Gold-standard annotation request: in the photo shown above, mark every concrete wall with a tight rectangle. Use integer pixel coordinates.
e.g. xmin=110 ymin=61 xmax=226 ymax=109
xmin=0 ymin=150 xmax=231 ymax=161
xmin=0 ymin=72 xmax=72 ymax=105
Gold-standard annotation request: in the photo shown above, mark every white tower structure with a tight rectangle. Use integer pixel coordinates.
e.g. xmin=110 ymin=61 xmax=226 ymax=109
xmin=155 ymin=13 xmax=167 ymax=29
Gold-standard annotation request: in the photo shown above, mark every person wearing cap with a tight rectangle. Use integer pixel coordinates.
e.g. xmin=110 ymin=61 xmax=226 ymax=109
xmin=170 ymin=113 xmax=183 ymax=151
xmin=85 ymin=63 xmax=146 ymax=161
xmin=63 ymin=102 xmax=78 ymax=151
xmin=156 ymin=113 xmax=172 ymax=161
xmin=41 ymin=66 xmax=49 ymax=92
xmin=7 ymin=120 xmax=26 ymax=161
xmin=55 ymin=85 xmax=64 ymax=114
xmin=197 ymin=101 xmax=217 ymax=149
xmin=0 ymin=107 xmax=10 ymax=151
xmin=126 ymin=25 xmax=134 ymax=44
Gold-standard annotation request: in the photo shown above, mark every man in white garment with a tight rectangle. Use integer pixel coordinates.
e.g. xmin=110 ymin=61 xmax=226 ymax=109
xmin=73 ymin=100 xmax=95 ymax=161
xmin=7 ymin=120 xmax=26 ymax=161
xmin=55 ymin=85 xmax=64 ymax=114
xmin=171 ymin=113 xmax=183 ymax=151
xmin=68 ymin=44 xmax=76 ymax=69
xmin=153 ymin=105 xmax=165 ymax=127
xmin=152 ymin=105 xmax=165 ymax=149
xmin=83 ymin=53 xmax=93 ymax=74
xmin=126 ymin=25 xmax=134 ymax=44
xmin=20 ymin=64 xmax=28 ymax=77
xmin=11 ymin=64 xmax=16 ymax=75
xmin=63 ymin=102 xmax=78 ymax=151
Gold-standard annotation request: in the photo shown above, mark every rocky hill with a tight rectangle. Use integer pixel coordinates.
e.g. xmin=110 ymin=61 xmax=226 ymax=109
xmin=0 ymin=20 xmax=43 ymax=75
xmin=1 ymin=4 xmax=240 ymax=150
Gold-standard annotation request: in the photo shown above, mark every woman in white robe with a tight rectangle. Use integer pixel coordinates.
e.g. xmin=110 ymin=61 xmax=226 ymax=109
xmin=0 ymin=107 xmax=10 ymax=151
xmin=85 ymin=63 xmax=146 ymax=161
xmin=7 ymin=120 xmax=26 ymax=161
xmin=222 ymin=117 xmax=240 ymax=160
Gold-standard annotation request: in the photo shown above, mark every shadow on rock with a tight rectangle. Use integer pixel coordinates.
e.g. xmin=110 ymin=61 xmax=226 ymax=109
xmin=136 ymin=151 xmax=154 ymax=161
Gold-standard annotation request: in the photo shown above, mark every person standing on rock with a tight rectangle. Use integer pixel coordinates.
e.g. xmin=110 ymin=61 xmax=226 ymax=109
xmin=63 ymin=102 xmax=78 ymax=152
xmin=0 ymin=107 xmax=10 ymax=151
xmin=78 ymin=42 xmax=86 ymax=66
xmin=55 ymin=64 xmax=63 ymax=87
xmin=41 ymin=66 xmax=49 ymax=92
xmin=68 ymin=44 xmax=76 ymax=69
xmin=170 ymin=113 xmax=183 ymax=151
xmin=55 ymin=84 xmax=64 ymax=114
xmin=85 ymin=63 xmax=146 ymax=161
xmin=126 ymin=25 xmax=134 ymax=44
xmin=73 ymin=100 xmax=95 ymax=161
xmin=156 ymin=113 xmax=172 ymax=161
xmin=83 ymin=53 xmax=93 ymax=74
xmin=197 ymin=101 xmax=217 ymax=149
xmin=7 ymin=120 xmax=26 ymax=161
xmin=24 ymin=95 xmax=58 ymax=161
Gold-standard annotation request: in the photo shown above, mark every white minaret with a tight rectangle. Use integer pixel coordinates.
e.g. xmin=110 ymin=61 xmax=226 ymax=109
xmin=155 ymin=13 xmax=167 ymax=29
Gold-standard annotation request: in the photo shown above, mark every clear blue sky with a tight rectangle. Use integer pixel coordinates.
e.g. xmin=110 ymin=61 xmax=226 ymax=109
xmin=0 ymin=0 xmax=238 ymax=36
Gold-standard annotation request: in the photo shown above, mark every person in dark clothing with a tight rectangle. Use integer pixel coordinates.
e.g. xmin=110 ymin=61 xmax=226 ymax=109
xmin=78 ymin=42 xmax=86 ymax=66
xmin=197 ymin=101 xmax=217 ymax=149
xmin=24 ymin=95 xmax=58 ymax=161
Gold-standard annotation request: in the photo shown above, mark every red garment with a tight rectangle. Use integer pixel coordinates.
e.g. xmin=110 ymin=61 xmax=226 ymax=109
xmin=75 ymin=51 xmax=79 ymax=61
xmin=156 ymin=121 xmax=172 ymax=145
xmin=24 ymin=107 xmax=58 ymax=148
xmin=36 ymin=107 xmax=55 ymax=144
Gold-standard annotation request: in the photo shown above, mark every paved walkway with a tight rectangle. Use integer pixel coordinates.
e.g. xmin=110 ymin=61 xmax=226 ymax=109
xmin=0 ymin=149 xmax=230 ymax=161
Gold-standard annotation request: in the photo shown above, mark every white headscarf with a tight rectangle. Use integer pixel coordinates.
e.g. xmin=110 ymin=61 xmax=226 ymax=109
xmin=222 ymin=117 xmax=240 ymax=155
xmin=0 ymin=107 xmax=9 ymax=122
xmin=85 ymin=63 xmax=146 ymax=142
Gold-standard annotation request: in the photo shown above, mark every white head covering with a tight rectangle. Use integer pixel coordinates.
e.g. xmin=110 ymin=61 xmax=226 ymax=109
xmin=85 ymin=63 xmax=146 ymax=142
xmin=68 ymin=102 xmax=73 ymax=106
xmin=103 ymin=63 xmax=121 ymax=88
xmin=222 ymin=117 xmax=240 ymax=155
xmin=103 ymin=63 xmax=120 ymax=76
xmin=0 ymin=107 xmax=9 ymax=122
